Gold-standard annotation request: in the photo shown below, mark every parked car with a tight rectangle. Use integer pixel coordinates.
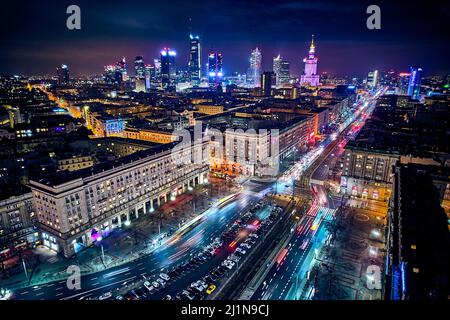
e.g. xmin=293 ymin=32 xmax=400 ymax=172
xmin=99 ymin=292 xmax=112 ymax=300
xmin=206 ymin=284 xmax=217 ymax=294
xmin=134 ymin=288 xmax=147 ymax=299
xmin=157 ymin=278 xmax=166 ymax=286
xmin=162 ymin=295 xmax=172 ymax=300
xmin=144 ymin=281 xmax=155 ymax=293
xmin=152 ymin=281 xmax=160 ymax=288
xmin=160 ymin=273 xmax=170 ymax=281
xmin=236 ymin=248 xmax=247 ymax=255
xmin=129 ymin=290 xmax=140 ymax=300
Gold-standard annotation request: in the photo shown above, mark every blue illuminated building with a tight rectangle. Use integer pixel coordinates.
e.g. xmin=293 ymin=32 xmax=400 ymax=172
xmin=407 ymin=66 xmax=422 ymax=100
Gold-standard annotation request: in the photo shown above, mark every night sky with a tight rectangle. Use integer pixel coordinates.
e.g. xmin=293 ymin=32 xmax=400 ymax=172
xmin=0 ymin=0 xmax=449 ymax=77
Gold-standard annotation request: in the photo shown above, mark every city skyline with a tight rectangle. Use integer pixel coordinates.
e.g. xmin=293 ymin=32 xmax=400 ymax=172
xmin=0 ymin=0 xmax=449 ymax=77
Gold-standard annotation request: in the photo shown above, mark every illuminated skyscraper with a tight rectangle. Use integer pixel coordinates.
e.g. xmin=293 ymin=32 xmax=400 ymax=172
xmin=144 ymin=64 xmax=152 ymax=91
xmin=300 ymin=35 xmax=320 ymax=87
xmin=160 ymin=48 xmax=176 ymax=90
xmin=208 ymin=50 xmax=223 ymax=90
xmin=367 ymin=70 xmax=379 ymax=88
xmin=116 ymin=57 xmax=128 ymax=82
xmin=188 ymin=33 xmax=201 ymax=84
xmin=248 ymin=47 xmax=262 ymax=87
xmin=56 ymin=64 xmax=70 ymax=85
xmin=134 ymin=56 xmax=145 ymax=78
xmin=134 ymin=56 xmax=146 ymax=92
xmin=397 ymin=72 xmax=410 ymax=95
xmin=407 ymin=66 xmax=422 ymax=100
xmin=273 ymin=55 xmax=290 ymax=87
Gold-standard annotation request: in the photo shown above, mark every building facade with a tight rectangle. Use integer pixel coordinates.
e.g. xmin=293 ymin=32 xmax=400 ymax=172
xmin=0 ymin=193 xmax=38 ymax=259
xmin=29 ymin=141 xmax=209 ymax=257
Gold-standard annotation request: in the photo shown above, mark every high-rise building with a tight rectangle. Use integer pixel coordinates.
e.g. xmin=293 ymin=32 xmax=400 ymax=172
xmin=261 ymin=71 xmax=275 ymax=96
xmin=407 ymin=66 xmax=422 ymax=100
xmin=273 ymin=55 xmax=290 ymax=87
xmin=397 ymin=72 xmax=410 ymax=95
xmin=134 ymin=56 xmax=145 ymax=78
xmin=104 ymin=64 xmax=121 ymax=85
xmin=160 ymin=48 xmax=176 ymax=90
xmin=56 ymin=64 xmax=70 ymax=85
xmin=134 ymin=56 xmax=146 ymax=92
xmin=153 ymin=58 xmax=161 ymax=79
xmin=300 ymin=35 xmax=320 ymax=87
xmin=208 ymin=50 xmax=223 ymax=90
xmin=248 ymin=47 xmax=262 ymax=87
xmin=367 ymin=70 xmax=379 ymax=88
xmin=188 ymin=34 xmax=201 ymax=84
xmin=144 ymin=64 xmax=152 ymax=91
xmin=117 ymin=57 xmax=128 ymax=82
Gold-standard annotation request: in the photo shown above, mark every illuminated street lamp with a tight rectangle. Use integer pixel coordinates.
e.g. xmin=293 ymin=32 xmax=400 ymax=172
xmin=124 ymin=220 xmax=131 ymax=227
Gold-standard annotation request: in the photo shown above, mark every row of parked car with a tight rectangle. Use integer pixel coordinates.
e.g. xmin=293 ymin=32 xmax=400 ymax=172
xmin=173 ymin=202 xmax=284 ymax=300
xmin=98 ymin=203 xmax=283 ymax=301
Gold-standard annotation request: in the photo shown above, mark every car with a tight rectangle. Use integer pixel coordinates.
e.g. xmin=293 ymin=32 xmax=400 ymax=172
xmin=206 ymin=284 xmax=217 ymax=294
xmin=135 ymin=288 xmax=147 ymax=299
xmin=229 ymin=254 xmax=240 ymax=262
xmin=198 ymin=254 xmax=207 ymax=261
xmin=160 ymin=273 xmax=170 ymax=281
xmin=236 ymin=248 xmax=247 ymax=255
xmin=152 ymin=281 xmax=160 ymax=288
xmin=190 ymin=282 xmax=203 ymax=293
xmin=144 ymin=281 xmax=155 ymax=293
xmin=222 ymin=260 xmax=235 ymax=269
xmin=157 ymin=278 xmax=166 ymax=286
xmin=241 ymin=243 xmax=251 ymax=249
xmin=162 ymin=295 xmax=172 ymax=300
xmin=198 ymin=280 xmax=208 ymax=290
xmin=124 ymin=292 xmax=135 ymax=300
xmin=167 ymin=270 xmax=177 ymax=278
xmin=204 ymin=275 xmax=214 ymax=283
xmin=250 ymin=233 xmax=259 ymax=239
xmin=115 ymin=295 xmax=125 ymax=300
xmin=216 ymin=267 xmax=226 ymax=275
xmin=129 ymin=290 xmax=140 ymax=300
xmin=209 ymin=273 xmax=219 ymax=281
xmin=98 ymin=291 xmax=112 ymax=300
xmin=183 ymin=292 xmax=195 ymax=300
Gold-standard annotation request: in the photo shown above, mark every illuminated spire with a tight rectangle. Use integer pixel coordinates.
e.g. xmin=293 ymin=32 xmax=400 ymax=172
xmin=309 ymin=34 xmax=315 ymax=55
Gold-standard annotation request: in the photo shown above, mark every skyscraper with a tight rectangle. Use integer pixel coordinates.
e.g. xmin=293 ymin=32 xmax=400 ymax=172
xmin=134 ymin=56 xmax=145 ymax=78
xmin=160 ymin=48 xmax=176 ymax=90
xmin=134 ymin=56 xmax=146 ymax=92
xmin=208 ymin=50 xmax=223 ymax=90
xmin=273 ymin=55 xmax=290 ymax=87
xmin=188 ymin=33 xmax=201 ymax=84
xmin=116 ymin=57 xmax=128 ymax=82
xmin=300 ymin=35 xmax=320 ymax=87
xmin=144 ymin=64 xmax=152 ymax=91
xmin=56 ymin=64 xmax=70 ymax=85
xmin=407 ymin=66 xmax=422 ymax=100
xmin=261 ymin=71 xmax=275 ymax=96
xmin=248 ymin=47 xmax=262 ymax=87
xmin=397 ymin=72 xmax=410 ymax=95
xmin=367 ymin=70 xmax=379 ymax=88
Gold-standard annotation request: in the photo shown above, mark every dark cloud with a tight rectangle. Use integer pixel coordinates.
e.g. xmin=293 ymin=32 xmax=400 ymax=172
xmin=0 ymin=0 xmax=449 ymax=77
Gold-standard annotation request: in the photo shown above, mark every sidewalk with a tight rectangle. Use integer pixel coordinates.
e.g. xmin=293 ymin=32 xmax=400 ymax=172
xmin=1 ymin=181 xmax=239 ymax=290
